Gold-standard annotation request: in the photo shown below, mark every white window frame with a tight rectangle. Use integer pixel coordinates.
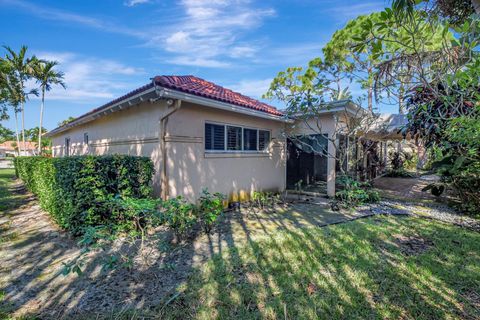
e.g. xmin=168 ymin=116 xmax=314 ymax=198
xmin=205 ymin=121 xmax=271 ymax=153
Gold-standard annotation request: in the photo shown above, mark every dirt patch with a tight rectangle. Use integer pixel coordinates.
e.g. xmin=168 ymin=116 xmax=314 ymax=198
xmin=393 ymin=234 xmax=434 ymax=256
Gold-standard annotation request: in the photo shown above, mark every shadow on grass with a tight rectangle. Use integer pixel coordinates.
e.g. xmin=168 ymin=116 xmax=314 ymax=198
xmin=159 ymin=214 xmax=480 ymax=319
xmin=1 ymin=169 xmax=479 ymax=319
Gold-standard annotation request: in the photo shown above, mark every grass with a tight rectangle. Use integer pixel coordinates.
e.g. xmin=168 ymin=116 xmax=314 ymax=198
xmin=159 ymin=216 xmax=480 ymax=320
xmin=0 ymin=169 xmax=26 ymax=213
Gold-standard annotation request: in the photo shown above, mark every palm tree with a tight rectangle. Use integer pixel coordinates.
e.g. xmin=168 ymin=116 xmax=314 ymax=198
xmin=32 ymin=60 xmax=65 ymax=155
xmin=2 ymin=46 xmax=37 ymax=155
xmin=0 ymin=59 xmax=22 ymax=155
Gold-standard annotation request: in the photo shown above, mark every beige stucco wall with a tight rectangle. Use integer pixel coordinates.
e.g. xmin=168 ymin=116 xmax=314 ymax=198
xmin=51 ymin=100 xmax=286 ymax=201
xmin=165 ymin=102 xmax=286 ymax=201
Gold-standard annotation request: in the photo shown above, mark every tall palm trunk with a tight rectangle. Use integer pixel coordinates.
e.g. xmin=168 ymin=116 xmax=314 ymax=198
xmin=38 ymin=87 xmax=45 ymax=155
xmin=14 ymin=111 xmax=20 ymax=156
xmin=21 ymin=101 xmax=26 ymax=155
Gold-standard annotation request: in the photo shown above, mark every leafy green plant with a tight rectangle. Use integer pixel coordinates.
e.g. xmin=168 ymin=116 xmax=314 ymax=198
xmin=109 ymin=196 xmax=162 ymax=234
xmin=161 ymin=196 xmax=197 ymax=241
xmin=335 ymin=175 xmax=380 ymax=208
xmin=197 ymin=188 xmax=225 ymax=234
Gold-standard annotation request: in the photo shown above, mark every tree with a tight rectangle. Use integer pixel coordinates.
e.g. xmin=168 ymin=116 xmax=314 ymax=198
xmin=58 ymin=116 xmax=76 ymax=127
xmin=1 ymin=46 xmax=38 ymax=154
xmin=265 ymin=62 xmax=381 ymax=196
xmin=0 ymin=124 xmax=14 ymax=143
xmin=351 ymin=1 xmax=480 ymax=213
xmin=0 ymin=59 xmax=22 ymax=152
xmin=24 ymin=126 xmax=51 ymax=154
xmin=323 ymin=13 xmax=384 ymax=112
xmin=32 ymin=60 xmax=65 ymax=155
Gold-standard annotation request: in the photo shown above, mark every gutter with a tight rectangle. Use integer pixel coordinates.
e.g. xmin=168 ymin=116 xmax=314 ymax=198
xmin=159 ymin=98 xmax=182 ymax=200
xmin=160 ymin=87 xmax=290 ymax=123
xmin=46 ymin=85 xmax=288 ymax=138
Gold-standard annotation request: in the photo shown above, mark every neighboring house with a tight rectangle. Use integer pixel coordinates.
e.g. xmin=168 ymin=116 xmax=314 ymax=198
xmin=46 ymin=75 xmax=396 ymax=201
xmin=0 ymin=141 xmax=38 ymax=157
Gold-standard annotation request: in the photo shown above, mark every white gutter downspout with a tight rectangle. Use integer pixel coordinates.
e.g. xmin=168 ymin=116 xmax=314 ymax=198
xmin=160 ymin=99 xmax=182 ymax=200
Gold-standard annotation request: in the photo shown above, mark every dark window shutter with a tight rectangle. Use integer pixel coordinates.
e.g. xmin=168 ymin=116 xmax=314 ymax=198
xmin=243 ymin=128 xmax=258 ymax=151
xmin=205 ymin=123 xmax=225 ymax=151
xmin=227 ymin=126 xmax=242 ymax=150
xmin=259 ymin=130 xmax=270 ymax=151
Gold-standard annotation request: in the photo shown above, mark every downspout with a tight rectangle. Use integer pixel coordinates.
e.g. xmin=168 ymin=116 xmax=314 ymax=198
xmin=160 ymin=98 xmax=182 ymax=200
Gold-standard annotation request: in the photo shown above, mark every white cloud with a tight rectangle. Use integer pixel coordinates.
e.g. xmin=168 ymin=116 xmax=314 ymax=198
xmin=1 ymin=0 xmax=145 ymax=38
xmin=2 ymin=0 xmax=276 ymax=68
xmin=124 ymin=0 xmax=150 ymax=7
xmin=150 ymin=0 xmax=275 ymax=67
xmin=228 ymin=78 xmax=273 ymax=99
xmin=229 ymin=45 xmax=257 ymax=58
xmin=166 ymin=56 xmax=230 ymax=68
xmin=30 ymin=52 xmax=145 ymax=101
xmin=325 ymin=2 xmax=385 ymax=21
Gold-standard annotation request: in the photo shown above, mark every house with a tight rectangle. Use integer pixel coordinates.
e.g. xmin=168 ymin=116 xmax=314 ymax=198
xmin=46 ymin=75 xmax=385 ymax=201
xmin=0 ymin=141 xmax=38 ymax=157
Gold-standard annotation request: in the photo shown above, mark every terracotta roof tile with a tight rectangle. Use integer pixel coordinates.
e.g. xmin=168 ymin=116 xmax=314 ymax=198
xmin=154 ymin=75 xmax=283 ymax=116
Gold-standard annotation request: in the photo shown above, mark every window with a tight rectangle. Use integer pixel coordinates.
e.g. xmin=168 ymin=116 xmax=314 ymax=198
xmin=84 ymin=132 xmax=89 ymax=145
xmin=227 ymin=126 xmax=242 ymax=150
xmin=205 ymin=123 xmax=271 ymax=152
xmin=65 ymin=138 xmax=70 ymax=156
xmin=259 ymin=130 xmax=270 ymax=151
xmin=243 ymin=128 xmax=257 ymax=151
xmin=205 ymin=123 xmax=225 ymax=150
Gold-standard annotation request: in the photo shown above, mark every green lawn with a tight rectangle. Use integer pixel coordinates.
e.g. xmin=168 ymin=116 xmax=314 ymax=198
xmin=160 ymin=216 xmax=480 ymax=320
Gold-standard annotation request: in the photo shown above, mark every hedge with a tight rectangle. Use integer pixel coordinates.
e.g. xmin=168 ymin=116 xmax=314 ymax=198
xmin=14 ymin=155 xmax=154 ymax=234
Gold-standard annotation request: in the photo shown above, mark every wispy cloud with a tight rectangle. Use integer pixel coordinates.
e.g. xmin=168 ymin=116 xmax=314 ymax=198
xmin=30 ymin=52 xmax=145 ymax=101
xmin=153 ymin=0 xmax=275 ymax=67
xmin=324 ymin=1 xmax=385 ymax=21
xmin=2 ymin=0 xmax=276 ymax=68
xmin=124 ymin=0 xmax=151 ymax=7
xmin=0 ymin=0 xmax=145 ymax=37
xmin=228 ymin=78 xmax=273 ymax=99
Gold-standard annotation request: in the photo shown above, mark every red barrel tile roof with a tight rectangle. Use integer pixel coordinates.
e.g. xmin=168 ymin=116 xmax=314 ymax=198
xmin=154 ymin=75 xmax=283 ymax=116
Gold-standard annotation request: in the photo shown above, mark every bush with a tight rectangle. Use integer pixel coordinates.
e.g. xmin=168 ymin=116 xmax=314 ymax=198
xmin=108 ymin=196 xmax=163 ymax=235
xmin=197 ymin=188 xmax=225 ymax=234
xmin=161 ymin=196 xmax=197 ymax=241
xmin=14 ymin=155 xmax=154 ymax=234
xmin=336 ymin=176 xmax=380 ymax=207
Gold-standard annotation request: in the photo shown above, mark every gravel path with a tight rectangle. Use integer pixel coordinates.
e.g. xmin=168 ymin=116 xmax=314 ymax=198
xmin=357 ymin=199 xmax=480 ymax=232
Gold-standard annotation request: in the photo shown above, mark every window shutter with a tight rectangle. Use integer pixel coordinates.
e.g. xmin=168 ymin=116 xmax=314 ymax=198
xmin=227 ymin=126 xmax=242 ymax=150
xmin=205 ymin=123 xmax=225 ymax=151
xmin=243 ymin=128 xmax=258 ymax=151
xmin=259 ymin=130 xmax=270 ymax=151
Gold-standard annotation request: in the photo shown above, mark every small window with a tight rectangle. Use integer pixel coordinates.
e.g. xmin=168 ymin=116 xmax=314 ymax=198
xmin=84 ymin=133 xmax=89 ymax=145
xmin=65 ymin=138 xmax=70 ymax=156
xmin=205 ymin=123 xmax=225 ymax=151
xmin=258 ymin=130 xmax=270 ymax=151
xmin=227 ymin=126 xmax=242 ymax=150
xmin=243 ymin=128 xmax=258 ymax=151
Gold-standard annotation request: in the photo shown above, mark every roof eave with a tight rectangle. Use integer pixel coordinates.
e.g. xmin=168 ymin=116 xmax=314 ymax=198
xmin=160 ymin=87 xmax=289 ymax=123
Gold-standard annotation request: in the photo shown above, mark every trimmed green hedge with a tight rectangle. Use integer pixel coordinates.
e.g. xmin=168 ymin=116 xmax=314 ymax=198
xmin=14 ymin=155 xmax=154 ymax=234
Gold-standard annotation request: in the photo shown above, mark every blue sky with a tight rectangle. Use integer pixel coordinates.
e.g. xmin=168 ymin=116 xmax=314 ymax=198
xmin=0 ymin=0 xmax=394 ymax=131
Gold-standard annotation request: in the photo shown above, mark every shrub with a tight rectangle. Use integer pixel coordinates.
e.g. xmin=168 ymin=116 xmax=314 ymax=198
xmin=197 ymin=188 xmax=225 ymax=234
xmin=335 ymin=176 xmax=380 ymax=207
xmin=161 ymin=196 xmax=197 ymax=241
xmin=14 ymin=155 xmax=154 ymax=234
xmin=108 ymin=196 xmax=163 ymax=235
